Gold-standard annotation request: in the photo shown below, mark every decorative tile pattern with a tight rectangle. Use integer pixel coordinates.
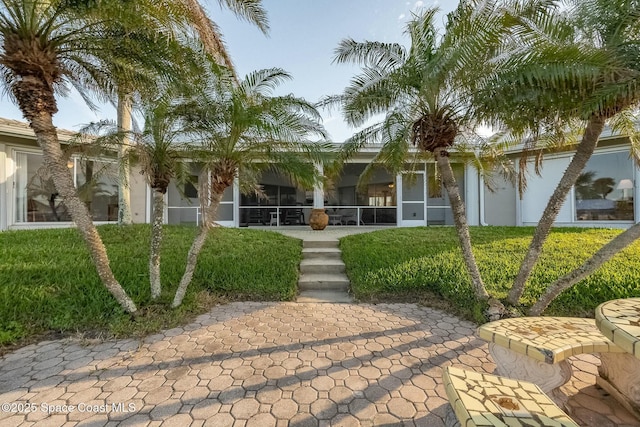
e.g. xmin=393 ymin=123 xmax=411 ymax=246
xmin=443 ymin=366 xmax=579 ymax=427
xmin=0 ymin=303 xmax=636 ymax=426
xmin=596 ymin=297 xmax=640 ymax=359
xmin=478 ymin=317 xmax=623 ymax=364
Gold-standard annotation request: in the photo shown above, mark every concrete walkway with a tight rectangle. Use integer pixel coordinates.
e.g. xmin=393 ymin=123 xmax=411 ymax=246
xmin=0 ymin=302 xmax=636 ymax=426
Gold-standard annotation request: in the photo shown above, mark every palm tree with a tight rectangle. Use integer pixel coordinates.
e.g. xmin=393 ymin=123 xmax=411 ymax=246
xmin=0 ymin=0 xmax=198 ymax=313
xmin=475 ymin=0 xmax=640 ymax=306
xmin=134 ymin=101 xmax=193 ymax=300
xmin=80 ymin=99 xmax=194 ymax=301
xmin=114 ymin=0 xmax=269 ymax=225
xmin=325 ymin=1 xmax=510 ymax=304
xmin=171 ymin=65 xmax=331 ymax=307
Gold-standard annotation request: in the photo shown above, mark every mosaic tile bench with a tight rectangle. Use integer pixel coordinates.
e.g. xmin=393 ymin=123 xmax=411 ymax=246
xmin=443 ymin=366 xmax=579 ymax=427
xmin=477 ymin=316 xmax=624 ymax=405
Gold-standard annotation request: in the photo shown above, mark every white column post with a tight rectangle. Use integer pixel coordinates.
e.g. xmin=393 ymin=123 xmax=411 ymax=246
xmin=515 ymin=159 xmax=522 ymax=226
xmin=313 ymin=163 xmax=324 ymax=209
xmin=0 ymin=144 xmax=6 ymax=231
xmin=396 ymin=173 xmax=403 ymax=226
xmin=633 ymin=163 xmax=640 ymax=224
xmin=465 ymin=163 xmax=480 ymax=226
xmin=233 ymin=175 xmax=240 ymax=227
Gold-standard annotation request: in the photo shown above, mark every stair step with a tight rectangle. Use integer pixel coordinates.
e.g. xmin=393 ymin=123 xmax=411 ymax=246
xmin=300 ymin=259 xmax=345 ymax=274
xmin=298 ymin=273 xmax=350 ymax=291
xmin=297 ymin=290 xmax=353 ymax=303
xmin=302 ymin=248 xmax=343 ymax=260
xmin=303 ymin=240 xmax=339 ymax=249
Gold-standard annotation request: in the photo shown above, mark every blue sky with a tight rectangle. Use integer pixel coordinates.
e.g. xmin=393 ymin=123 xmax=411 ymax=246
xmin=0 ymin=0 xmax=459 ymax=142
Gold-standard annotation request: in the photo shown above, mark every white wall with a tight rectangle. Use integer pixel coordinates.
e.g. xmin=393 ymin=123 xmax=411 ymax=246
xmin=520 ymin=156 xmax=573 ymax=224
xmin=483 ymin=175 xmax=516 ymax=226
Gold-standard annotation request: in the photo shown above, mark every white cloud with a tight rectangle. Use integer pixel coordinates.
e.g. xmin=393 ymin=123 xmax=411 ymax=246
xmin=414 ymin=1 xmax=424 ymax=9
xmin=398 ymin=13 xmax=406 ymax=20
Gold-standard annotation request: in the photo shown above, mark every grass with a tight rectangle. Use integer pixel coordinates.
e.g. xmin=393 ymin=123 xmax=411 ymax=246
xmin=341 ymin=226 xmax=640 ymax=322
xmin=0 ymin=225 xmax=301 ymax=350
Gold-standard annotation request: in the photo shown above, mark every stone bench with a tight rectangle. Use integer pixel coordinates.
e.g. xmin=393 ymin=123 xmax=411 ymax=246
xmin=442 ymin=366 xmax=579 ymax=427
xmin=477 ymin=316 xmax=624 ymax=405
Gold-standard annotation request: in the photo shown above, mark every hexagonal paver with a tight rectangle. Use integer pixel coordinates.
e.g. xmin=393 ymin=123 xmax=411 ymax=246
xmin=230 ymin=398 xmax=260 ymax=419
xmin=328 ymin=386 xmax=354 ymax=404
xmin=271 ymin=399 xmax=298 ymax=419
xmin=263 ymin=366 xmax=286 ymax=380
xmin=0 ymin=301 xmax=626 ymax=427
xmin=292 ymin=385 xmax=318 ymax=404
xmin=387 ymin=397 xmax=417 ymax=418
xmin=202 ymin=412 xmax=234 ymax=427
xmin=246 ymin=412 xmax=277 ymax=427
xmin=255 ymin=385 xmax=282 ymax=404
xmin=310 ymin=398 xmax=338 ymax=419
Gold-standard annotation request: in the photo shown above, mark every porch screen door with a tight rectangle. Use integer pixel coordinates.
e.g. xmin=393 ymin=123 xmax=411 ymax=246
xmin=400 ymin=171 xmax=426 ymax=226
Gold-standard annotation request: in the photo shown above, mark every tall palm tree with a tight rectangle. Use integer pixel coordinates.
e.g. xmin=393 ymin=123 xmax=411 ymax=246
xmin=114 ymin=0 xmax=269 ymax=225
xmin=0 ymin=0 xmax=198 ymax=313
xmin=325 ymin=1 xmax=510 ymax=304
xmin=171 ymin=65 xmax=331 ymax=308
xmin=475 ymin=0 xmax=640 ymax=306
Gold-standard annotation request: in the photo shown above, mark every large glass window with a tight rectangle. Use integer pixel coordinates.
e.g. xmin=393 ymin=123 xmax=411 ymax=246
xmin=426 ymin=164 xmax=464 ymax=225
xmin=575 ymin=152 xmax=634 ymax=221
xmin=75 ymin=159 xmax=119 ymax=221
xmin=15 ymin=152 xmax=71 ymax=222
xmin=14 ymin=151 xmax=119 ymax=223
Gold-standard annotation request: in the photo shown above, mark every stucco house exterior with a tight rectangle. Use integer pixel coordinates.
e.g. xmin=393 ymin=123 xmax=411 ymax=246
xmin=1 ymin=117 xmax=638 ymax=231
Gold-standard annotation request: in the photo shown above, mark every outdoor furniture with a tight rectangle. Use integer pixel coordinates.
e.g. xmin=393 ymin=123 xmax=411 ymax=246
xmin=595 ymin=298 xmax=640 ymax=418
xmin=339 ymin=209 xmax=364 ymax=225
xmin=328 ymin=213 xmax=342 ymax=225
xmin=284 ymin=208 xmax=305 ymax=225
xmin=478 ymin=316 xmax=624 ymax=406
xmin=442 ymin=366 xmax=578 ymax=427
xmin=269 ymin=211 xmax=278 ymax=226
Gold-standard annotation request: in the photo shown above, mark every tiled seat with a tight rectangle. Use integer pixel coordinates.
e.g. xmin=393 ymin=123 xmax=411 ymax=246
xmin=478 ymin=317 xmax=624 ymax=405
xmin=442 ymin=366 xmax=579 ymax=427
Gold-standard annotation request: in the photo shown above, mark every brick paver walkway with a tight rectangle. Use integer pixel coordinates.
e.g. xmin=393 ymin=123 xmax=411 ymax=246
xmin=0 ymin=302 xmax=636 ymax=426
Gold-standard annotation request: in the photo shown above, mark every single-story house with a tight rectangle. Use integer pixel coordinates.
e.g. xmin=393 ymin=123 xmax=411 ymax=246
xmin=0 ymin=117 xmax=637 ymax=231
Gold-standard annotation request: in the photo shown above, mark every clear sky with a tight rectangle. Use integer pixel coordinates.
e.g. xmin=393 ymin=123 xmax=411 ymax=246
xmin=0 ymin=0 xmax=459 ymax=142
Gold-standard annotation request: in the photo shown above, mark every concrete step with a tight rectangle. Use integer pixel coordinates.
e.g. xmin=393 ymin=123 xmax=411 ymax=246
xmin=303 ymin=239 xmax=339 ymax=249
xmin=302 ymin=248 xmax=343 ymax=260
xmin=300 ymin=259 xmax=346 ymax=274
xmin=298 ymin=273 xmax=350 ymax=291
xmin=297 ymin=290 xmax=353 ymax=303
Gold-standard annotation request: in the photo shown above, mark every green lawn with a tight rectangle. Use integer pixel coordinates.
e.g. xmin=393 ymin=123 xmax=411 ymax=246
xmin=0 ymin=225 xmax=301 ymax=349
xmin=341 ymin=226 xmax=640 ymax=321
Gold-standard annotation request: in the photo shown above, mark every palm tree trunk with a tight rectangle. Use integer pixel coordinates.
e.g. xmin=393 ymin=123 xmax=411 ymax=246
xmin=529 ymin=223 xmax=640 ymax=315
xmin=149 ymin=189 xmax=165 ymax=299
xmin=29 ymin=110 xmax=138 ymax=314
xmin=435 ymin=148 xmax=489 ymax=301
xmin=507 ymin=114 xmax=606 ymax=305
xmin=117 ymin=93 xmax=133 ymax=225
xmin=171 ymin=190 xmax=223 ymax=308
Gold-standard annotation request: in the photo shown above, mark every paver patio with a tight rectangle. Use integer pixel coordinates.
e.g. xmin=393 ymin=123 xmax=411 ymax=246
xmin=0 ymin=302 xmax=636 ymax=426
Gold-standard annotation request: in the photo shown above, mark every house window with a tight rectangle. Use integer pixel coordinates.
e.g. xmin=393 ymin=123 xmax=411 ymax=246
xmin=574 ymin=151 xmax=634 ymax=221
xmin=75 ymin=159 xmax=119 ymax=221
xmin=14 ymin=151 xmax=119 ymax=223
xmin=184 ymin=175 xmax=198 ymax=199
xmin=14 ymin=151 xmax=71 ymax=222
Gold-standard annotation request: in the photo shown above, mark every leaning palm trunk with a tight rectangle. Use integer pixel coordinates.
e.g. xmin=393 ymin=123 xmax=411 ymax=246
xmin=172 ymin=190 xmax=223 ymax=308
xmin=434 ymin=148 xmax=489 ymax=301
xmin=117 ymin=93 xmax=133 ymax=225
xmin=529 ymin=223 xmax=640 ymax=315
xmin=149 ymin=189 xmax=165 ymax=299
xmin=29 ymin=109 xmax=138 ymax=314
xmin=507 ymin=114 xmax=606 ymax=305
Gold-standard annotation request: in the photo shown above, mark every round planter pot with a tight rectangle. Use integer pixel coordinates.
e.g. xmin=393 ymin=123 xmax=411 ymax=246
xmin=309 ymin=209 xmax=329 ymax=230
